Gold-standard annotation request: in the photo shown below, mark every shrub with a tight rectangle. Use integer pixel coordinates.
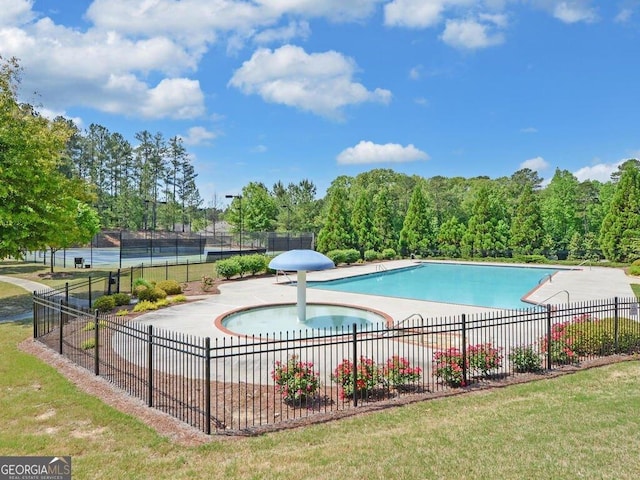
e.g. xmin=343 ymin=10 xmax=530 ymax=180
xmin=82 ymin=320 xmax=108 ymax=332
xmin=509 ymin=345 xmax=543 ymax=373
xmin=381 ymin=356 xmax=422 ymax=389
xmin=133 ymin=300 xmax=158 ymax=312
xmin=171 ymin=294 xmax=188 ymax=303
xmin=381 ymin=248 xmax=396 ymax=260
xmin=216 ymin=257 xmax=241 ymax=279
xmin=433 ymin=347 xmax=466 ymax=387
xmin=364 ymin=250 xmax=380 ymax=262
xmin=137 ymin=286 xmax=167 ymax=302
xmin=332 ymin=356 xmax=380 ymax=400
xmin=201 ymin=275 xmax=215 ymax=292
xmin=111 ymin=293 xmax=131 ymax=306
xmin=343 ymin=249 xmax=361 ymax=265
xmin=563 ymin=315 xmax=640 ymax=356
xmin=156 ymin=280 xmax=182 ymax=295
xmin=81 ymin=338 xmax=96 ymax=350
xmin=271 ymin=355 xmax=320 ymax=404
xmin=540 ymin=321 xmax=578 ymax=365
xmin=115 ymin=309 xmax=129 ymax=317
xmin=132 ymin=285 xmax=148 ymax=298
xmin=514 ymin=254 xmax=548 ymax=264
xmin=468 ymin=343 xmax=503 ymax=377
xmin=155 ymin=298 xmax=170 ymax=308
xmin=133 ymin=278 xmax=152 ymax=290
xmin=632 ymin=259 xmax=640 ymax=266
xmin=93 ymin=295 xmax=116 ymax=313
xmin=326 ymin=250 xmax=346 ymax=266
xmin=239 ymin=254 xmax=268 ymax=276
xmin=629 ymin=265 xmax=640 ymax=276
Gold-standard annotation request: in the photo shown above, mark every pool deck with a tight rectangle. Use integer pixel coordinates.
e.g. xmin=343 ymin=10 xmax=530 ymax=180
xmin=135 ymin=260 xmax=637 ymax=340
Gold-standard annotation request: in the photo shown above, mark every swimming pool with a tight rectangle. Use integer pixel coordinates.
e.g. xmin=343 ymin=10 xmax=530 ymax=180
xmin=309 ymin=262 xmax=559 ymax=309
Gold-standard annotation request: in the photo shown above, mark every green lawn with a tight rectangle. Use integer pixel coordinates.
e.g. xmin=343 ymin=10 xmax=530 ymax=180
xmin=2 ymin=261 xmax=640 ymax=479
xmin=1 ymin=320 xmax=639 ymax=479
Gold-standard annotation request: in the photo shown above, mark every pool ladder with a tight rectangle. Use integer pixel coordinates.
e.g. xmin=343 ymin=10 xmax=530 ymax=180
xmin=375 ymin=264 xmax=387 ymax=273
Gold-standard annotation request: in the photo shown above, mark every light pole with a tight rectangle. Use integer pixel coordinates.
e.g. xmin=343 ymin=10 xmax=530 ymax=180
xmin=225 ymin=194 xmax=242 ymax=254
xmin=281 ymin=204 xmax=291 ymax=251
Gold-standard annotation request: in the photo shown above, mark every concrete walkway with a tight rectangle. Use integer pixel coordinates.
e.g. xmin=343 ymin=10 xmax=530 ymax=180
xmin=133 ymin=260 xmax=638 ymax=340
xmin=0 ymin=275 xmax=51 ymax=322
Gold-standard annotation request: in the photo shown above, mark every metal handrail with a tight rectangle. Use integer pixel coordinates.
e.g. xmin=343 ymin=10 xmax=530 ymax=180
xmin=578 ymin=259 xmax=593 ymax=270
xmin=392 ymin=313 xmax=424 ymax=329
xmin=376 ymin=263 xmax=387 ymax=273
xmin=538 ymin=273 xmax=554 ymax=284
xmin=533 ymin=290 xmax=570 ymax=306
xmin=275 ymin=270 xmax=293 ymax=284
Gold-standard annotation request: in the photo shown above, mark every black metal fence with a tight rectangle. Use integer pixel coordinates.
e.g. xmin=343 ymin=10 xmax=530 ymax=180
xmin=32 ymin=294 xmax=640 ymax=435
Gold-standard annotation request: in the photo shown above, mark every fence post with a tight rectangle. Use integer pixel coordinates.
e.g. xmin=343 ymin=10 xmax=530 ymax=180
xmin=148 ymin=324 xmax=154 ymax=407
xmin=461 ymin=314 xmax=467 ymax=386
xmin=165 ymin=261 xmax=169 ymax=280
xmin=59 ymin=300 xmax=65 ymax=355
xmin=614 ymin=297 xmax=619 ymax=353
xmin=546 ymin=305 xmax=552 ymax=370
xmin=205 ymin=337 xmax=211 ymax=435
xmin=186 ymin=260 xmax=190 ymax=283
xmin=130 ymin=266 xmax=134 ymax=293
xmin=94 ymin=310 xmax=100 ymax=376
xmin=88 ymin=275 xmax=92 ymax=309
xmin=33 ymin=291 xmax=37 ymax=338
xmin=65 ymin=282 xmax=69 ymax=304
xmin=352 ymin=323 xmax=358 ymax=407
xmin=116 ymin=269 xmax=121 ymax=294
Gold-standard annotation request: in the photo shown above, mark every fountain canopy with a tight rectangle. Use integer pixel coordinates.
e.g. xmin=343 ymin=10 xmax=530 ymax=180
xmin=268 ymin=249 xmax=334 ymax=322
xmin=268 ymin=249 xmax=334 ymax=272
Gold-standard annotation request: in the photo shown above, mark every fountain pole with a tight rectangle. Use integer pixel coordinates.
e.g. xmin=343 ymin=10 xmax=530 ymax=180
xmin=297 ymin=270 xmax=307 ymax=322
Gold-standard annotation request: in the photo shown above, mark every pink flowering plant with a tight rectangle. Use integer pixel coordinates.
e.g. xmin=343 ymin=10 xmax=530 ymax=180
xmin=540 ymin=321 xmax=578 ymax=365
xmin=468 ymin=343 xmax=503 ymax=377
xmin=332 ymin=356 xmax=380 ymax=400
xmin=433 ymin=347 xmax=466 ymax=387
xmin=271 ymin=355 xmax=320 ymax=404
xmin=382 ymin=355 xmax=422 ymax=389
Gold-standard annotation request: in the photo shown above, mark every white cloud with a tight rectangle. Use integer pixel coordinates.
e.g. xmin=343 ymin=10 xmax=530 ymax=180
xmin=228 ymin=45 xmax=391 ymax=119
xmin=520 ymin=156 xmax=549 ymax=171
xmin=254 ymin=20 xmax=311 ymax=44
xmin=250 ymin=144 xmax=268 ymax=153
xmin=614 ymin=8 xmax=633 ymax=23
xmin=574 ymin=161 xmax=623 ymax=182
xmin=0 ymin=0 xmax=34 ymax=26
xmin=180 ymin=126 xmax=218 ymax=146
xmin=414 ymin=97 xmax=430 ymax=106
xmin=337 ymin=140 xmax=429 ymax=165
xmin=440 ymin=17 xmax=505 ymax=49
xmin=409 ymin=65 xmax=422 ymax=80
xmin=520 ymin=127 xmax=538 ymax=133
xmin=529 ymin=1 xmax=598 ymax=24
xmin=384 ymin=0 xmax=451 ymax=28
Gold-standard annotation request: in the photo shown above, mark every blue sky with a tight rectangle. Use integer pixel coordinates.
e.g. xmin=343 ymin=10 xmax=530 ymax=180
xmin=1 ymin=1 xmax=639 ymax=203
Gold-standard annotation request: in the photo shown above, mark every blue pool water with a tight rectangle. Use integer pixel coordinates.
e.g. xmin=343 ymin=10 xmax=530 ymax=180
xmin=309 ymin=263 xmax=559 ymax=309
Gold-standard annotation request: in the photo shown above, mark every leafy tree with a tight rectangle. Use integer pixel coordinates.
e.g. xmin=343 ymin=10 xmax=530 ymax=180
xmin=398 ymin=184 xmax=436 ymax=256
xmin=316 ymin=186 xmax=353 ymax=253
xmin=373 ymin=187 xmax=397 ymax=250
xmin=509 ymin=183 xmax=544 ymax=255
xmin=436 ymin=216 xmax=466 ymax=257
xmin=0 ymin=56 xmax=98 ymax=260
xmin=540 ymin=169 xmax=580 ymax=259
xmin=352 ymin=190 xmax=377 ymax=255
xmin=599 ymin=160 xmax=640 ymax=262
xmin=226 ymin=182 xmax=278 ymax=234
xmin=461 ymin=183 xmax=510 ymax=257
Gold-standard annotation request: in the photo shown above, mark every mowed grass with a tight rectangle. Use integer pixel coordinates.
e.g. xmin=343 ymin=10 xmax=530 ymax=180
xmin=1 ymin=321 xmax=639 ymax=480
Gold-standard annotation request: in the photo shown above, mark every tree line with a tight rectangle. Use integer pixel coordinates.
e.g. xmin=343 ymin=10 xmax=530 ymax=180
xmin=2 ymin=55 xmax=639 ymax=265
xmin=226 ymin=164 xmax=640 ymax=264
